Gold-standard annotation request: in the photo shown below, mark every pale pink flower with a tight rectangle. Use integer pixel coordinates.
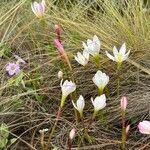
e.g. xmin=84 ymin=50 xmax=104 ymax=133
xmin=6 ymin=63 xmax=20 ymax=76
xmin=69 ymin=128 xmax=76 ymax=140
xmin=54 ymin=25 xmax=61 ymax=42
xmin=126 ymin=125 xmax=130 ymax=134
xmin=31 ymin=0 xmax=46 ymax=18
xmin=120 ymin=96 xmax=128 ymax=111
xmin=138 ymin=120 xmax=150 ymax=134
xmin=54 ymin=39 xmax=71 ymax=69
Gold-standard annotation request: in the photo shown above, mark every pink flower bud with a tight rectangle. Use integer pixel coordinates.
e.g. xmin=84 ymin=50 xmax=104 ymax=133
xmin=54 ymin=25 xmax=61 ymax=42
xmin=69 ymin=128 xmax=76 ymax=140
xmin=54 ymin=39 xmax=72 ymax=70
xmin=120 ymin=96 xmax=128 ymax=111
xmin=54 ymin=39 xmax=64 ymax=52
xmin=126 ymin=125 xmax=130 ymax=134
xmin=138 ymin=120 xmax=150 ymax=134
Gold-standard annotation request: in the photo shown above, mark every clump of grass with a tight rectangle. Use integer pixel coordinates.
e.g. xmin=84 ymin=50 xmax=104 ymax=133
xmin=0 ymin=0 xmax=150 ymax=149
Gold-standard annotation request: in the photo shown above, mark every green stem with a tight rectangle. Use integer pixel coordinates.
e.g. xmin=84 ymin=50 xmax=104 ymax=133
xmin=93 ymin=55 xmax=100 ymax=68
xmin=98 ymin=88 xmax=103 ymax=96
xmin=45 ymin=107 xmax=62 ymax=150
xmin=92 ymin=110 xmax=97 ymax=120
xmin=121 ymin=111 xmax=126 ymax=150
xmin=116 ymin=63 xmax=121 ymax=97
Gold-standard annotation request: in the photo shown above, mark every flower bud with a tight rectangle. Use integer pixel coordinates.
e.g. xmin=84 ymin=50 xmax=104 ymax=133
xmin=92 ymin=70 xmax=109 ymax=94
xmin=120 ymin=96 xmax=128 ymax=111
xmin=69 ymin=128 xmax=76 ymax=140
xmin=72 ymin=95 xmax=85 ymax=117
xmin=31 ymin=0 xmax=46 ymax=18
xmin=126 ymin=125 xmax=130 ymax=134
xmin=91 ymin=94 xmax=106 ymax=112
xmin=138 ymin=120 xmax=150 ymax=134
xmin=54 ymin=24 xmax=61 ymax=42
xmin=58 ymin=70 xmax=63 ymax=79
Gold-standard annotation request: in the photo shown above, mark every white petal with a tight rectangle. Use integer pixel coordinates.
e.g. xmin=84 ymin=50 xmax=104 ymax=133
xmin=113 ymin=46 xmax=119 ymax=56
xmin=119 ymin=43 xmax=126 ymax=55
xmin=93 ymin=35 xmax=100 ymax=47
xmin=87 ymin=39 xmax=93 ymax=45
xmin=72 ymin=100 xmax=78 ymax=110
xmin=82 ymin=42 xmax=88 ymax=51
xmin=83 ymin=50 xmax=89 ymax=60
xmin=106 ymin=51 xmax=115 ymax=61
xmin=42 ymin=0 xmax=46 ymax=6
xmin=94 ymin=94 xmax=106 ymax=111
xmin=77 ymin=95 xmax=85 ymax=112
xmin=123 ymin=50 xmax=130 ymax=61
xmin=91 ymin=97 xmax=94 ymax=106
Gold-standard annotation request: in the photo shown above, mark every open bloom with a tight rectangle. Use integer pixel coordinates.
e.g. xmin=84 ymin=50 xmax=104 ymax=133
xmin=61 ymin=80 xmax=76 ymax=98
xmin=91 ymin=94 xmax=106 ymax=112
xmin=121 ymin=96 xmax=128 ymax=111
xmin=138 ymin=120 xmax=150 ymax=134
xmin=72 ymin=95 xmax=85 ymax=117
xmin=6 ymin=63 xmax=21 ymax=76
xmin=75 ymin=50 xmax=89 ymax=66
xmin=106 ymin=43 xmax=130 ymax=64
xmin=83 ymin=35 xmax=101 ymax=57
xmin=92 ymin=70 xmax=109 ymax=93
xmin=31 ymin=0 xmax=46 ymax=18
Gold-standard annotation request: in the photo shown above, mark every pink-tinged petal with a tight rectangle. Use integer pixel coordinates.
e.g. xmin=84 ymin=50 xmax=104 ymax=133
xmin=120 ymin=96 xmax=128 ymax=111
xmin=69 ymin=128 xmax=76 ymax=140
xmin=138 ymin=121 xmax=150 ymax=134
xmin=126 ymin=125 xmax=130 ymax=134
xmin=6 ymin=63 xmax=21 ymax=76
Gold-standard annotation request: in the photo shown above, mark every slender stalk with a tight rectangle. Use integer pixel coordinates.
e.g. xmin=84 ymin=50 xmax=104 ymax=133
xmin=68 ymin=139 xmax=72 ymax=150
xmin=40 ymin=132 xmax=44 ymax=150
xmin=121 ymin=111 xmax=126 ymax=150
xmin=45 ymin=107 xmax=62 ymax=150
xmin=77 ymin=118 xmax=92 ymax=149
xmin=116 ymin=63 xmax=121 ymax=96
xmin=98 ymin=88 xmax=103 ymax=96
xmin=93 ymin=55 xmax=100 ymax=68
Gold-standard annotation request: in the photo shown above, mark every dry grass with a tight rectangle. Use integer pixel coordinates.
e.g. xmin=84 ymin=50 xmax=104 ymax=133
xmin=0 ymin=0 xmax=150 ymax=149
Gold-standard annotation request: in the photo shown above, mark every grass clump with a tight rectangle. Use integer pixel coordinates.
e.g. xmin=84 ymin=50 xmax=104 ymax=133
xmin=0 ymin=0 xmax=150 ymax=149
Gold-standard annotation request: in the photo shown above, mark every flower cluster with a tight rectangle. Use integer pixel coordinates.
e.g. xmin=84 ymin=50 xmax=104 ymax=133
xmin=74 ymin=35 xmax=130 ymax=67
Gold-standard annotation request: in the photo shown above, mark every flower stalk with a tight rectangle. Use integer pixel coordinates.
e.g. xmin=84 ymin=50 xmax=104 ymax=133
xmin=120 ymin=96 xmax=128 ymax=150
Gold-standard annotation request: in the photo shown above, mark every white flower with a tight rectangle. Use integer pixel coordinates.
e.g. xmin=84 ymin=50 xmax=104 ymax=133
xmin=58 ymin=70 xmax=63 ymax=79
xmin=83 ymin=35 xmax=101 ymax=57
xmin=92 ymin=70 xmax=109 ymax=92
xmin=31 ymin=0 xmax=46 ymax=18
xmin=75 ymin=50 xmax=89 ymax=66
xmin=106 ymin=43 xmax=130 ymax=64
xmin=72 ymin=95 xmax=85 ymax=116
xmin=60 ymin=79 xmax=76 ymax=98
xmin=91 ymin=94 xmax=106 ymax=112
